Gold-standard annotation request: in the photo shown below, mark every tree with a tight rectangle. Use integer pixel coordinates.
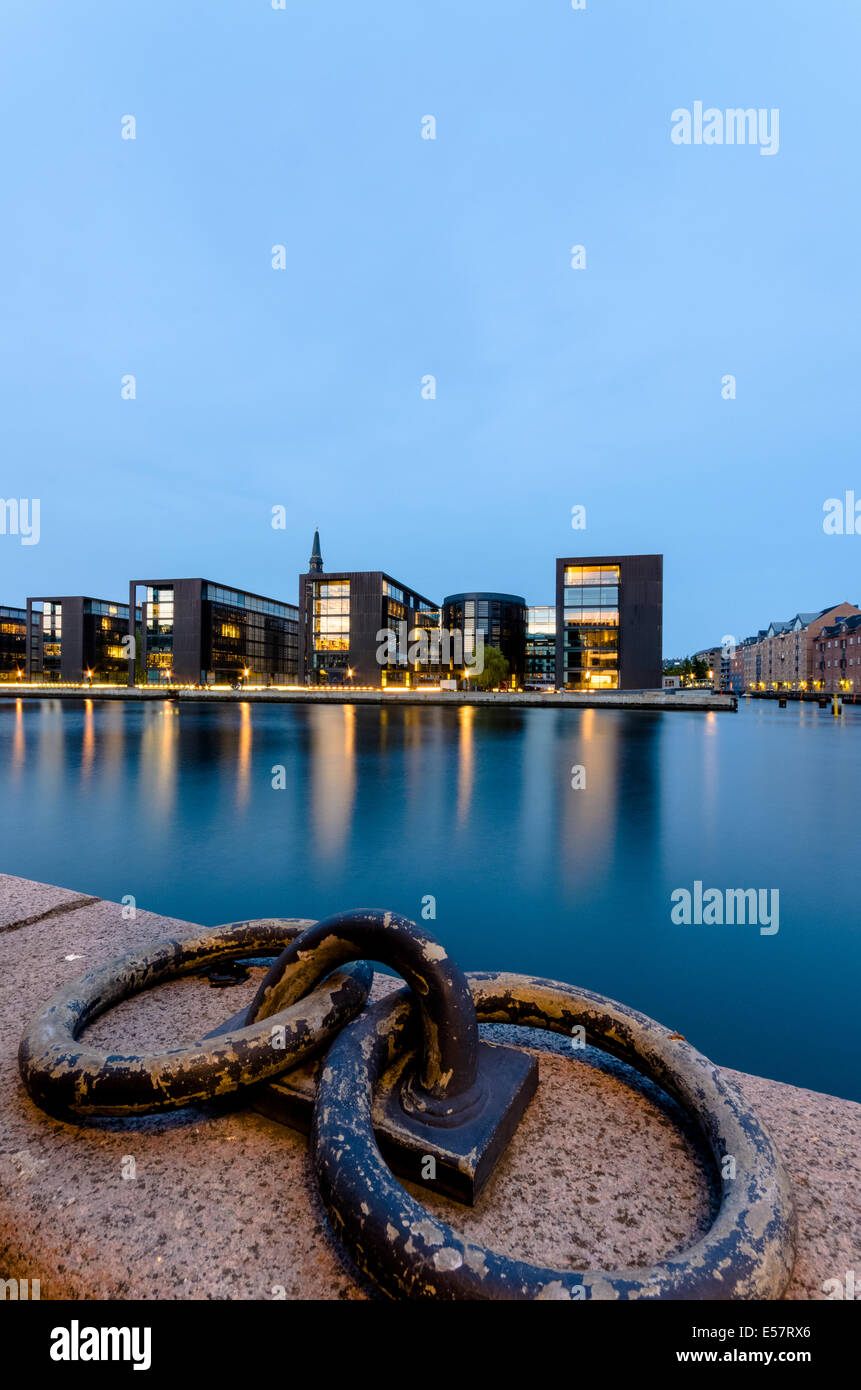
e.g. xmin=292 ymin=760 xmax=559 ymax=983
xmin=470 ymin=645 xmax=509 ymax=691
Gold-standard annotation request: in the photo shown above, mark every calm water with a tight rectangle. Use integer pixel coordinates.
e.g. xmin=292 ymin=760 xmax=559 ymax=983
xmin=1 ymin=697 xmax=858 ymax=1101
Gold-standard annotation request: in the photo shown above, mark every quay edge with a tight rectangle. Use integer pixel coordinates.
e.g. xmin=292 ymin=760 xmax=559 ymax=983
xmin=0 ymin=687 xmax=738 ymax=712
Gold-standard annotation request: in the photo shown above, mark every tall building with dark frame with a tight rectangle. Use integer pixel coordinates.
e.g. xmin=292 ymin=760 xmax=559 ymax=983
xmin=441 ymin=592 xmax=527 ymax=684
xmin=127 ymin=579 xmax=298 ymax=686
xmin=25 ymin=596 xmax=139 ymax=684
xmin=298 ymin=531 xmax=439 ymax=687
xmin=555 ymin=555 xmax=662 ymax=691
xmin=525 ymin=605 xmax=556 ymax=689
xmin=0 ymin=605 xmax=31 ymax=681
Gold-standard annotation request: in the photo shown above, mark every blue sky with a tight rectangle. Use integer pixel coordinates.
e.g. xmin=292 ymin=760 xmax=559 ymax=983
xmin=1 ymin=0 xmax=859 ymax=653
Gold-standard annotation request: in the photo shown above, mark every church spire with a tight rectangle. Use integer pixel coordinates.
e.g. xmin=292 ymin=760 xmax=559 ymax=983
xmin=309 ymin=527 xmax=323 ymax=573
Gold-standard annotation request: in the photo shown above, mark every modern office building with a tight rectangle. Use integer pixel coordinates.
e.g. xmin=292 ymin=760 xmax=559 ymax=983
xmin=298 ymin=531 xmax=439 ymax=686
xmin=26 ymin=596 xmax=139 ymax=683
xmin=525 ymin=606 xmax=556 ymax=689
xmin=555 ymin=555 xmax=662 ymax=691
xmin=0 ymin=605 xmax=31 ymax=681
xmin=127 ymin=579 xmax=298 ymax=686
xmin=441 ymin=592 xmax=527 ymax=684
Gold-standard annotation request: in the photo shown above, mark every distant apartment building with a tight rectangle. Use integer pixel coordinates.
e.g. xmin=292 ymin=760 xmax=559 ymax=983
xmin=127 ymin=579 xmax=298 ymax=686
xmin=814 ymin=612 xmax=861 ymax=692
xmin=525 ymin=606 xmax=556 ymax=689
xmin=693 ymin=645 xmax=727 ymax=691
xmin=739 ymin=604 xmax=861 ymax=691
xmin=728 ymin=640 xmax=749 ymax=694
xmin=298 ymin=531 xmax=439 ymax=687
xmin=555 ymin=555 xmax=662 ymax=691
xmin=0 ymin=605 xmax=31 ymax=681
xmin=26 ymin=596 xmax=138 ymax=684
xmin=442 ymin=592 xmax=527 ymax=685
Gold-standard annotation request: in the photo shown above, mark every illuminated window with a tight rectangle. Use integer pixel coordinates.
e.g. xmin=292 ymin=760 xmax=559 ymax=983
xmin=313 ymin=579 xmax=350 ymax=652
xmin=563 ymin=565 xmax=621 ymax=690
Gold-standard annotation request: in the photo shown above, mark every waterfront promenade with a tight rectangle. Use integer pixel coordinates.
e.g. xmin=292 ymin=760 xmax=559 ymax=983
xmin=0 ymin=874 xmax=855 ymax=1300
xmin=1 ymin=686 xmax=737 ymax=712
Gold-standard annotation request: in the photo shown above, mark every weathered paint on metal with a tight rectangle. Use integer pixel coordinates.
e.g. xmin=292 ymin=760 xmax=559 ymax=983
xmin=18 ymin=919 xmax=371 ymax=1118
xmin=248 ymin=908 xmax=482 ymax=1113
xmin=311 ymin=973 xmax=797 ymax=1300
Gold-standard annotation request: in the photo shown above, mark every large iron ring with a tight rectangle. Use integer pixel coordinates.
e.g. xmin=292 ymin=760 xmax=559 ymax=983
xmin=312 ymin=972 xmax=796 ymax=1300
xmin=19 ymin=918 xmax=371 ymax=1119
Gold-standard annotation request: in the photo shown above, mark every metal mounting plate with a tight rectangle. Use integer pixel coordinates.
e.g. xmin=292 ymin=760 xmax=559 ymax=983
xmin=208 ymin=1006 xmax=538 ymax=1204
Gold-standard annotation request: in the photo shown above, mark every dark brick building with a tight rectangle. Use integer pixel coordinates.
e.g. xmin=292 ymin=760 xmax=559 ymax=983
xmin=127 ymin=579 xmax=298 ymax=686
xmin=26 ymin=596 xmax=138 ymax=684
xmin=298 ymin=531 xmax=439 ymax=687
xmin=555 ymin=554 xmax=662 ymax=691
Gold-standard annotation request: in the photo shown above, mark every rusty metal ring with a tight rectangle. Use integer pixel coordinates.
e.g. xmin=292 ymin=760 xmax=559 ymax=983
xmin=18 ymin=918 xmax=372 ymax=1119
xmin=312 ymin=972 xmax=796 ymax=1300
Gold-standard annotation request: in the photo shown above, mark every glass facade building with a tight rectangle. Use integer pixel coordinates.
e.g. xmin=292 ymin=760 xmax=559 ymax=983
xmin=129 ymin=579 xmax=299 ymax=685
xmin=441 ymin=592 xmax=527 ymax=683
xmin=525 ymin=605 xmax=556 ymax=689
xmin=555 ymin=555 xmax=662 ymax=691
xmin=299 ymin=534 xmax=439 ymax=687
xmin=0 ymin=605 xmax=29 ymax=681
xmin=561 ymin=565 xmax=621 ymax=689
xmin=302 ymin=573 xmax=439 ymax=686
xmin=25 ymin=597 xmax=138 ymax=683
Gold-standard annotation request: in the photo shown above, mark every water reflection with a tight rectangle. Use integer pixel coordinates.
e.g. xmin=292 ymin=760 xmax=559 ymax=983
xmin=310 ymin=704 xmax=356 ymax=859
xmin=139 ymin=702 xmax=178 ymax=817
xmin=11 ymin=700 xmax=25 ymax=778
xmin=81 ymin=700 xmax=95 ymax=782
xmin=237 ymin=702 xmax=252 ymax=810
xmin=456 ymin=705 xmax=474 ymax=825
xmin=1 ymin=697 xmax=859 ymax=1101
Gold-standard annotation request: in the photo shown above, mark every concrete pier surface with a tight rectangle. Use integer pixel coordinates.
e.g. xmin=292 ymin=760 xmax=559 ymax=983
xmin=1 ymin=686 xmax=737 ymax=712
xmin=0 ymin=874 xmax=855 ymax=1301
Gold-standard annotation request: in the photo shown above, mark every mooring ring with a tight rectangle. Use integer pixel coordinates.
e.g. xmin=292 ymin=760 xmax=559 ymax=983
xmin=312 ymin=971 xmax=796 ymax=1300
xmin=19 ymin=918 xmax=372 ymax=1119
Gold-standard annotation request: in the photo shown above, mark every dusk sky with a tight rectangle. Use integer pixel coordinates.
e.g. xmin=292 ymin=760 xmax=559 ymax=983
xmin=2 ymin=0 xmax=859 ymax=653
